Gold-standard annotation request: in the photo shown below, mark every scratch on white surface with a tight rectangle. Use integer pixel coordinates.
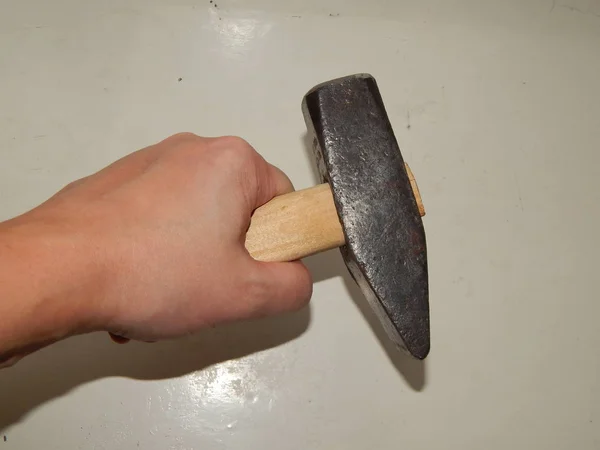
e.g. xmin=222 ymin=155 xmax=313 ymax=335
xmin=514 ymin=173 xmax=525 ymax=212
xmin=554 ymin=1 xmax=600 ymax=17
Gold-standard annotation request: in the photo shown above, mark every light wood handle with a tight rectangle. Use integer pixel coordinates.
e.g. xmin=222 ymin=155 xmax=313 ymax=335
xmin=245 ymin=163 xmax=425 ymax=262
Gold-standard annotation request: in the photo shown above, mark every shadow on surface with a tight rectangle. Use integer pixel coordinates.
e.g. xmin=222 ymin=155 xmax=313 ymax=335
xmin=0 ymin=132 xmax=425 ymax=430
xmin=300 ymin=131 xmax=426 ymax=392
xmin=0 ymin=307 xmax=310 ymax=431
xmin=305 ymin=252 xmax=426 ymax=392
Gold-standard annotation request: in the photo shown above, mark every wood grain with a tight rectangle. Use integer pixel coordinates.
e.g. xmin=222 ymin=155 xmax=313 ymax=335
xmin=245 ymin=183 xmax=345 ymax=262
xmin=405 ymin=163 xmax=426 ymax=217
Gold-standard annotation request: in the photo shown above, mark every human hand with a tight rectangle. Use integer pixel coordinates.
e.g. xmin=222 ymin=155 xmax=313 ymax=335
xmin=3 ymin=133 xmax=312 ymax=349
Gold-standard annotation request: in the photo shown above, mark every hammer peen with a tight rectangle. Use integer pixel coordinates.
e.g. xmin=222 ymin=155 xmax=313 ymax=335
xmin=245 ymin=74 xmax=430 ymax=360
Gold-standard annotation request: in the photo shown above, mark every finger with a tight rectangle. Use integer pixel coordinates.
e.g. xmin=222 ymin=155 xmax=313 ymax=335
xmin=252 ymin=161 xmax=296 ymax=209
xmin=109 ymin=333 xmax=130 ymax=344
xmin=244 ymin=160 xmax=311 ymax=315
xmin=267 ymin=163 xmax=295 ymax=195
xmin=245 ymin=259 xmax=313 ymax=317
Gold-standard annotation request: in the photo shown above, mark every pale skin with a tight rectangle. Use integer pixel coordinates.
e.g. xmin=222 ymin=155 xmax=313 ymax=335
xmin=0 ymin=133 xmax=313 ymax=368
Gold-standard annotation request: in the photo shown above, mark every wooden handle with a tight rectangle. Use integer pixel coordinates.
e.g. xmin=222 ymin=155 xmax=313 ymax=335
xmin=245 ymin=183 xmax=344 ymax=262
xmin=245 ymin=163 xmax=425 ymax=262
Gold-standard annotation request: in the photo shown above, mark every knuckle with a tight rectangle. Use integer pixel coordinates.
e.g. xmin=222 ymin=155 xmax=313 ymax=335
xmin=216 ymin=135 xmax=252 ymax=150
xmin=212 ymin=136 xmax=257 ymax=162
xmin=169 ymin=132 xmax=201 ymax=142
xmin=161 ymin=133 xmax=206 ymax=165
xmin=210 ymin=137 xmax=259 ymax=179
xmin=239 ymin=264 xmax=313 ymax=317
xmin=242 ymin=272 xmax=269 ymax=303
xmin=62 ymin=180 xmax=80 ymax=191
xmin=235 ymin=275 xmax=271 ymax=317
xmin=59 ymin=177 xmax=88 ymax=194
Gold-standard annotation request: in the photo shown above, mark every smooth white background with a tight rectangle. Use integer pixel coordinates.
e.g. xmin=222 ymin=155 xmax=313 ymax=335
xmin=1 ymin=0 xmax=599 ymax=448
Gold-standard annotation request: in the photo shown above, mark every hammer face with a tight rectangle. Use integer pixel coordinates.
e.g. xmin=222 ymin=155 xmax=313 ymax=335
xmin=302 ymin=74 xmax=430 ymax=359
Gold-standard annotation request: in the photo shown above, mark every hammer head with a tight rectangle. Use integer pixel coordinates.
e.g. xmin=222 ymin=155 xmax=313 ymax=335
xmin=302 ymin=74 xmax=430 ymax=359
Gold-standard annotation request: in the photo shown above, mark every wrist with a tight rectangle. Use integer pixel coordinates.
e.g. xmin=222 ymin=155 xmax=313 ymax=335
xmin=0 ymin=215 xmax=110 ymax=356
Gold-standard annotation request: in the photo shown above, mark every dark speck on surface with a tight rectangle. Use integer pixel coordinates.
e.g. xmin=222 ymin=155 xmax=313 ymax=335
xmin=3 ymin=435 xmax=6 ymax=442
xmin=329 ymin=13 xmax=340 ymax=16
xmin=178 ymin=78 xmax=183 ymax=82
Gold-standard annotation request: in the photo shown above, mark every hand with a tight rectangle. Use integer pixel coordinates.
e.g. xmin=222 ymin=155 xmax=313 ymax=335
xmin=0 ymin=133 xmax=312 ymax=357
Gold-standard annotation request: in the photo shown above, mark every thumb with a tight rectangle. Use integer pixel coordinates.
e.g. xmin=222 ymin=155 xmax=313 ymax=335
xmin=247 ymin=259 xmax=313 ymax=316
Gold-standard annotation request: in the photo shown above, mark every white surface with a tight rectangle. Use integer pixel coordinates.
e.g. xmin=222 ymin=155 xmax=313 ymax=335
xmin=1 ymin=0 xmax=600 ymax=448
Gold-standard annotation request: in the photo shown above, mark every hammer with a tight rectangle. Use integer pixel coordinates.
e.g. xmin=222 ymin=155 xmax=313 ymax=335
xmin=245 ymin=74 xmax=429 ymax=360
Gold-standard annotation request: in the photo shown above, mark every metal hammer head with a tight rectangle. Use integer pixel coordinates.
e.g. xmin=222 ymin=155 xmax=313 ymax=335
xmin=301 ymin=74 xmax=430 ymax=359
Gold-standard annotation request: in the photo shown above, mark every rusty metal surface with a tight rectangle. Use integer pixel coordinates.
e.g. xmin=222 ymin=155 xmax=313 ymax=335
xmin=302 ymin=74 xmax=430 ymax=359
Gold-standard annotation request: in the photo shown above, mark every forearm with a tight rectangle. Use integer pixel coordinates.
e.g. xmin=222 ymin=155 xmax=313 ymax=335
xmin=0 ymin=217 xmax=105 ymax=367
xmin=0 ymin=134 xmax=312 ymax=366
